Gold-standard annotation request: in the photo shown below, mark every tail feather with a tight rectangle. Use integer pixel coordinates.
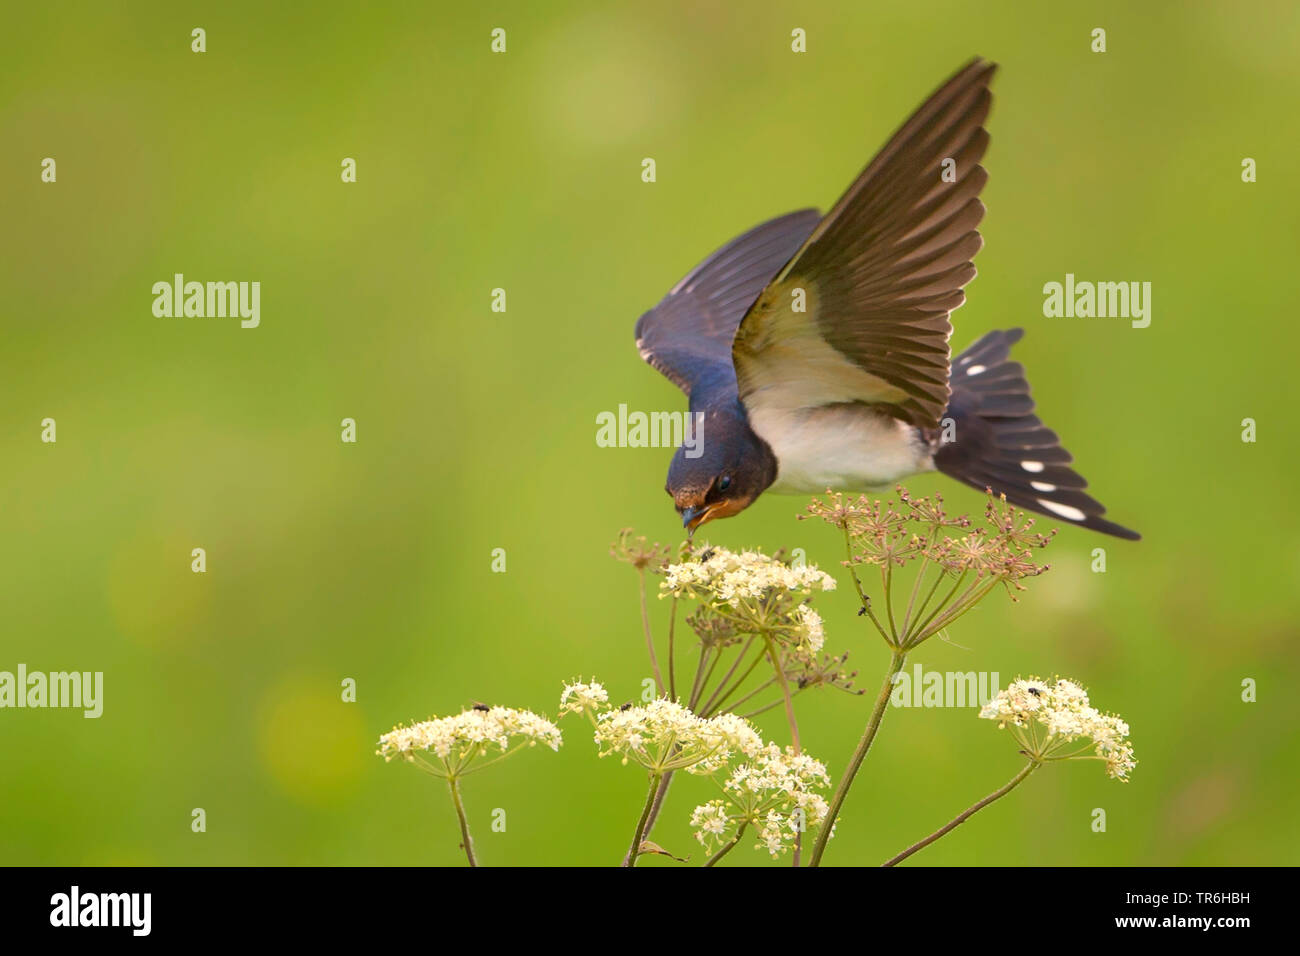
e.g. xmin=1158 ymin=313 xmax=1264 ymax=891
xmin=934 ymin=328 xmax=1140 ymax=540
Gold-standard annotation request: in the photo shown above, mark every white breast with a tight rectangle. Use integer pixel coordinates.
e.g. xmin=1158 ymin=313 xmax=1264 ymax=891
xmin=748 ymin=403 xmax=934 ymax=493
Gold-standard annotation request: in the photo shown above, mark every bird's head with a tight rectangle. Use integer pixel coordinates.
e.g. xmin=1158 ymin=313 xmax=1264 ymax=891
xmin=665 ymin=412 xmax=777 ymax=536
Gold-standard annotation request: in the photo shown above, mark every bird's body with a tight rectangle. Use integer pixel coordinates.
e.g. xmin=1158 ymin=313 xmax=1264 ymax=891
xmin=633 ymin=58 xmax=1139 ymax=540
xmin=753 ymin=402 xmax=930 ymax=493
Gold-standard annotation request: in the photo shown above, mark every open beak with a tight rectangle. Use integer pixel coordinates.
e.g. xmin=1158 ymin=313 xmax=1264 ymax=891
xmin=681 ymin=505 xmax=710 ymax=537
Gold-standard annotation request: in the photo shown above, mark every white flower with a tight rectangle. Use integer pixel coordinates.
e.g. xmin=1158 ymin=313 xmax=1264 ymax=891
xmin=795 ymin=605 xmax=825 ymax=654
xmin=592 ymin=698 xmax=762 ymax=774
xmin=980 ymin=676 xmax=1136 ymax=781
xmin=661 ymin=547 xmax=836 ymax=655
xmin=690 ymin=743 xmax=831 ymax=856
xmin=377 ymin=706 xmax=562 ymax=773
xmin=559 ymin=680 xmax=609 ymax=716
xmin=662 ymin=547 xmax=837 ymax=603
xmin=690 ymin=800 xmax=730 ymax=841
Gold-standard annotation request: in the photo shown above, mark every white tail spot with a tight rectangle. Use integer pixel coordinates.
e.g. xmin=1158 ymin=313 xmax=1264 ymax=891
xmin=1030 ymin=481 xmax=1057 ymax=493
xmin=966 ymin=364 xmax=986 ymax=375
xmin=1038 ymin=499 xmax=1086 ymax=522
xmin=1020 ymin=461 xmax=1045 ymax=473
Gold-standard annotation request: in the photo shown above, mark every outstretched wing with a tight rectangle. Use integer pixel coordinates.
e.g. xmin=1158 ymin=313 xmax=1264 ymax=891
xmin=634 ymin=209 xmax=821 ymax=395
xmin=733 ymin=58 xmax=996 ymax=430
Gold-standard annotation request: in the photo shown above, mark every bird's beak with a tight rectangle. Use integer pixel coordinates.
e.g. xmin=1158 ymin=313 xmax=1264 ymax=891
xmin=681 ymin=498 xmax=746 ymax=537
xmin=681 ymin=505 xmax=719 ymax=538
xmin=681 ymin=506 xmax=704 ymax=532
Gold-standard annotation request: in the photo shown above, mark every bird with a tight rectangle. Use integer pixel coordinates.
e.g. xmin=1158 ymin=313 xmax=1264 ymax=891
xmin=632 ymin=57 xmax=1139 ymax=541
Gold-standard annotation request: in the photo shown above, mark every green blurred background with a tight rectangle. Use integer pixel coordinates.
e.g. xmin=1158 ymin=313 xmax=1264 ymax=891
xmin=3 ymin=0 xmax=1298 ymax=866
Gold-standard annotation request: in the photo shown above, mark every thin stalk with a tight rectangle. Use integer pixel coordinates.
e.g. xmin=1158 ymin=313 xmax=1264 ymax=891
xmin=764 ymin=636 xmax=803 ymax=866
xmin=701 ymin=640 xmax=766 ymax=716
xmin=881 ymin=760 xmax=1039 ymax=866
xmin=623 ymin=773 xmax=663 ymax=868
xmin=910 ymin=569 xmax=968 ymax=642
xmin=447 ymin=776 xmax=477 ymax=867
xmin=912 ymin=580 xmax=999 ymax=646
xmin=882 ymin=564 xmax=898 ymax=640
xmin=898 ymin=534 xmax=936 ymax=636
xmin=841 ymin=523 xmax=869 ymax=607
xmin=740 ymin=694 xmax=800 ymax=719
xmin=901 ymin=554 xmax=946 ymax=641
xmin=637 ymin=569 xmax=665 ymax=694
xmin=699 ymin=637 xmax=756 ymax=715
xmin=667 ymin=596 xmax=679 ymax=701
xmin=764 ymin=637 xmax=801 ymax=755
xmin=718 ymin=675 xmax=777 ymax=716
xmin=809 ymin=650 xmax=908 ymax=866
xmin=703 ymin=824 xmax=749 ymax=867
xmin=697 ymin=646 xmax=724 ymax=703
xmin=687 ymin=648 xmax=712 ymax=709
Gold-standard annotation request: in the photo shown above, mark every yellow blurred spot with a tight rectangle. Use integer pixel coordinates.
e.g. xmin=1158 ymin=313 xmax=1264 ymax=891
xmin=258 ymin=675 xmax=367 ymax=806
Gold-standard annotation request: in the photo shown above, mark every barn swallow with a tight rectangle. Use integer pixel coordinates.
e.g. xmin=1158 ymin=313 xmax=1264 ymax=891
xmin=633 ymin=57 xmax=1138 ymax=540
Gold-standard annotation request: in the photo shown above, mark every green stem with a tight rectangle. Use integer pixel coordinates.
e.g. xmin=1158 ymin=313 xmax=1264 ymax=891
xmin=899 ymin=534 xmax=936 ymax=637
xmin=623 ymin=773 xmax=663 ymax=868
xmin=740 ymin=690 xmax=803 ymax=720
xmin=882 ymin=564 xmax=898 ymax=641
xmin=667 ymin=596 xmax=679 ymax=701
xmin=703 ymin=824 xmax=748 ymax=867
xmin=717 ymin=675 xmax=777 ymax=716
xmin=764 ymin=636 xmax=803 ymax=866
xmin=764 ymin=637 xmax=801 ymax=755
xmin=637 ymin=569 xmax=665 ymax=694
xmin=699 ymin=637 xmax=755 ymax=715
xmin=447 ymin=775 xmax=477 ymax=867
xmin=912 ymin=580 xmax=999 ymax=646
xmin=881 ymin=760 xmax=1039 ymax=866
xmin=809 ymin=650 xmax=907 ymax=866
xmin=702 ymin=639 xmax=766 ymax=716
xmin=910 ymin=569 xmax=968 ymax=643
xmin=687 ymin=649 xmax=712 ymax=710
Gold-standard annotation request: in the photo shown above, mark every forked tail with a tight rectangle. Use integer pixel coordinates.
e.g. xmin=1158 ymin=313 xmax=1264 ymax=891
xmin=933 ymin=328 xmax=1140 ymax=540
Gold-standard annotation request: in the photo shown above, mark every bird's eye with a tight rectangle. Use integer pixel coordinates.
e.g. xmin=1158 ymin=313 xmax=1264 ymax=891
xmin=718 ymin=475 xmax=732 ymax=492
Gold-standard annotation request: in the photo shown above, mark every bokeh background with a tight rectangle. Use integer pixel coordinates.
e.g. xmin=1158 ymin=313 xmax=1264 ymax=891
xmin=3 ymin=0 xmax=1298 ymax=866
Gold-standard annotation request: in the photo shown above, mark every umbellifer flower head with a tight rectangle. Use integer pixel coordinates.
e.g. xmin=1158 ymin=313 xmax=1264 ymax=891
xmin=377 ymin=706 xmax=562 ymax=778
xmin=661 ymin=545 xmax=836 ymax=654
xmin=593 ymin=697 xmax=763 ymax=774
xmin=662 ymin=546 xmax=837 ymax=603
xmin=691 ymin=743 xmax=832 ymax=858
xmin=801 ymin=488 xmax=1055 ymax=648
xmin=558 ymin=680 xmax=610 ymax=717
xmin=980 ymin=676 xmax=1136 ymax=780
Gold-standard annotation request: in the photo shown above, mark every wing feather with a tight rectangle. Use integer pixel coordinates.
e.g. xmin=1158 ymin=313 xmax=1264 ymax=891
xmin=734 ymin=58 xmax=997 ymax=429
xmin=634 ymin=210 xmax=821 ymax=395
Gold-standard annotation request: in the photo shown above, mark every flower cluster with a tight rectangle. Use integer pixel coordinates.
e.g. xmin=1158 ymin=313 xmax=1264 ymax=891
xmin=591 ymin=697 xmax=763 ymax=774
xmin=663 ymin=546 xmax=837 ymax=602
xmin=558 ymin=680 xmax=610 ymax=717
xmin=377 ymin=706 xmax=562 ymax=776
xmin=805 ymin=487 xmax=1051 ymax=580
xmin=794 ymin=605 xmax=825 ymax=655
xmin=801 ymin=488 xmax=1055 ymax=648
xmin=661 ymin=546 xmax=836 ymax=654
xmin=609 ymin=528 xmax=672 ymax=571
xmin=980 ymin=677 xmax=1136 ymax=780
xmin=691 ymin=743 xmax=831 ymax=857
